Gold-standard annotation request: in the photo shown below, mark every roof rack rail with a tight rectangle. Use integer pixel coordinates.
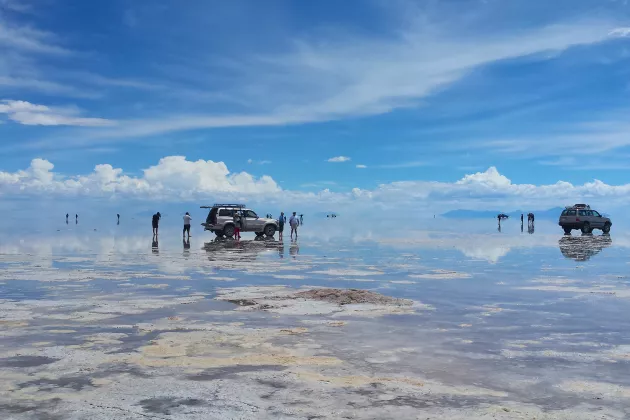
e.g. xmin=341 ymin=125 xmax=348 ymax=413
xmin=200 ymin=204 xmax=246 ymax=209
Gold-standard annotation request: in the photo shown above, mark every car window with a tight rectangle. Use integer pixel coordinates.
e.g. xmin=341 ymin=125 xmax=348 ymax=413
xmin=561 ymin=210 xmax=568 ymax=216
xmin=586 ymin=210 xmax=593 ymax=216
xmin=218 ymin=209 xmax=234 ymax=217
xmin=592 ymin=211 xmax=601 ymax=217
xmin=244 ymin=210 xmax=258 ymax=218
xmin=578 ymin=210 xmax=588 ymax=216
xmin=567 ymin=210 xmax=576 ymax=216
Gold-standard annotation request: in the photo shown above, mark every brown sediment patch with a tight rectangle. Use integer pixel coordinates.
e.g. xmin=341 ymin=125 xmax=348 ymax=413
xmin=280 ymin=328 xmax=308 ymax=335
xmin=293 ymin=288 xmax=410 ymax=306
xmin=215 ymin=286 xmax=425 ymax=317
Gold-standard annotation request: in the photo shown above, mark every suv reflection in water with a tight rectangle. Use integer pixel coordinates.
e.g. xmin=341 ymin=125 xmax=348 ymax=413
xmin=558 ymin=234 xmax=612 ymax=262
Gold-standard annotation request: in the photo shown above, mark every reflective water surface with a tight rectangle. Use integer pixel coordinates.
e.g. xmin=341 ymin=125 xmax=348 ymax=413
xmin=1 ymin=218 xmax=629 ymax=419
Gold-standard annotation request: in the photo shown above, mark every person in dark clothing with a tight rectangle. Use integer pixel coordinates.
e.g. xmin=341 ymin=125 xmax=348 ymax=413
xmin=278 ymin=212 xmax=286 ymax=241
xmin=75 ymin=214 xmax=78 ymax=224
xmin=152 ymin=212 xmax=161 ymax=236
xmin=117 ymin=214 xmax=120 ymax=224
xmin=299 ymin=214 xmax=303 ymax=225
xmin=521 ymin=214 xmax=524 ymax=224
xmin=66 ymin=213 xmax=69 ymax=224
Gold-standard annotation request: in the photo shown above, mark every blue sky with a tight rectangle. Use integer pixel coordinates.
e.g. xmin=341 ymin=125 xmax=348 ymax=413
xmin=1 ymin=0 xmax=630 ymax=215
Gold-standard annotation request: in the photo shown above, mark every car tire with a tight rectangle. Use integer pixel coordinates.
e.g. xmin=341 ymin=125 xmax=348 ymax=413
xmin=563 ymin=228 xmax=571 ymax=235
xmin=581 ymin=222 xmax=591 ymax=234
xmin=223 ymin=224 xmax=235 ymax=238
xmin=264 ymin=224 xmax=276 ymax=237
xmin=603 ymin=223 xmax=611 ymax=234
xmin=215 ymin=230 xmax=224 ymax=238
xmin=255 ymin=232 xmax=264 ymax=237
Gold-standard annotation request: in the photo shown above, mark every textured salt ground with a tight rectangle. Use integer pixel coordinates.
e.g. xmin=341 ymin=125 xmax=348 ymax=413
xmin=214 ymin=286 xmax=432 ymax=317
xmin=2 ymin=229 xmax=630 ymax=418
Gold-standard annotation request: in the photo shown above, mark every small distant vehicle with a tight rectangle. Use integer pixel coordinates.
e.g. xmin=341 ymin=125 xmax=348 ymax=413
xmin=201 ymin=204 xmax=278 ymax=238
xmin=559 ymin=204 xmax=611 ymax=235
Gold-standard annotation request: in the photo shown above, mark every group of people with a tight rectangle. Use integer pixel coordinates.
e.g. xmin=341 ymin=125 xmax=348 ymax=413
xmin=277 ymin=211 xmax=301 ymax=241
xmin=65 ymin=213 xmax=78 ymax=224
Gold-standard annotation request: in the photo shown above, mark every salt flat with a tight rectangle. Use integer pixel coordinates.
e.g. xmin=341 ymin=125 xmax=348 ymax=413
xmin=1 ymin=219 xmax=629 ymax=419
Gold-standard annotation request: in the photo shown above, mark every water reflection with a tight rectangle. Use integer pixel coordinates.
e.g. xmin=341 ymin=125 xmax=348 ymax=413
xmin=558 ymin=234 xmax=612 ymax=261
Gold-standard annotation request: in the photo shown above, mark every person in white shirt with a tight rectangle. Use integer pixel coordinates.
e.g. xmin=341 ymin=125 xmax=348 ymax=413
xmin=289 ymin=212 xmax=299 ymax=240
xmin=183 ymin=212 xmax=192 ymax=239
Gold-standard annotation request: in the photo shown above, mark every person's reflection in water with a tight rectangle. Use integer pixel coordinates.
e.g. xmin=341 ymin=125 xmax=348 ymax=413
xmin=278 ymin=243 xmax=285 ymax=259
xmin=528 ymin=224 xmax=535 ymax=234
xmin=497 ymin=221 xmax=501 ymax=232
xmin=152 ymin=239 xmax=159 ymax=255
xmin=289 ymin=240 xmax=299 ymax=258
xmin=183 ymin=237 xmax=190 ymax=255
xmin=520 ymin=222 xmax=523 ymax=233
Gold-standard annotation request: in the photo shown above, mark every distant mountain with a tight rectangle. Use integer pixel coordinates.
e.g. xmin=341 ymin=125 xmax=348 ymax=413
xmin=442 ymin=207 xmax=565 ymax=220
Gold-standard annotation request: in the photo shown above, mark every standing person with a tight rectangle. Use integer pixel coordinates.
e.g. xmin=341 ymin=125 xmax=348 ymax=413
xmin=299 ymin=214 xmax=303 ymax=225
xmin=289 ymin=212 xmax=299 ymax=240
xmin=75 ymin=214 xmax=78 ymax=224
xmin=117 ymin=214 xmax=120 ymax=224
xmin=152 ymin=212 xmax=161 ymax=237
xmin=233 ymin=210 xmax=241 ymax=240
xmin=183 ymin=212 xmax=192 ymax=239
xmin=66 ymin=213 xmax=69 ymax=223
xmin=520 ymin=214 xmax=524 ymax=225
xmin=278 ymin=212 xmax=286 ymax=241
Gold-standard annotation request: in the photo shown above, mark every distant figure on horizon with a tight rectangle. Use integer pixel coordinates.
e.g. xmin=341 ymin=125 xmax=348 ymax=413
xmin=299 ymin=214 xmax=303 ymax=225
xmin=75 ymin=214 xmax=78 ymax=224
xmin=152 ymin=212 xmax=161 ymax=237
xmin=117 ymin=214 xmax=120 ymax=224
xmin=521 ymin=214 xmax=524 ymax=225
xmin=289 ymin=212 xmax=299 ymax=240
xmin=278 ymin=212 xmax=286 ymax=241
xmin=183 ymin=212 xmax=192 ymax=240
xmin=66 ymin=213 xmax=69 ymax=224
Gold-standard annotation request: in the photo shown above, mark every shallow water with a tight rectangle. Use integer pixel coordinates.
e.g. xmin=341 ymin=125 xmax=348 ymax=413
xmin=1 ymin=218 xmax=629 ymax=419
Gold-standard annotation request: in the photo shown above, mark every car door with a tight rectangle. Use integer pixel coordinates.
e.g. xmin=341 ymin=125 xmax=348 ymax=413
xmin=590 ymin=210 xmax=604 ymax=228
xmin=244 ymin=210 xmax=262 ymax=231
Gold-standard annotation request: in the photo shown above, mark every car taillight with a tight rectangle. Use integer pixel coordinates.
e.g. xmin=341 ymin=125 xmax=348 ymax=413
xmin=576 ymin=218 xmax=580 ymax=222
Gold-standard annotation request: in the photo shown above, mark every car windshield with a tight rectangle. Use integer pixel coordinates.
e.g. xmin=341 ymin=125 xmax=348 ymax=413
xmin=592 ymin=210 xmax=601 ymax=217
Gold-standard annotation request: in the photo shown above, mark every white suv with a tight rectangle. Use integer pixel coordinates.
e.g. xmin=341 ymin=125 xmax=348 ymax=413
xmin=201 ymin=204 xmax=278 ymax=238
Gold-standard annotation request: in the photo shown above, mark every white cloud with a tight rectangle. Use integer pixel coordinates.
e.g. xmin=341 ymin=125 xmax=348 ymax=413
xmin=356 ymin=164 xmax=367 ymax=169
xmin=247 ymin=159 xmax=272 ymax=165
xmin=609 ymin=27 xmax=630 ymax=37
xmin=3 ymin=159 xmax=630 ymax=214
xmin=0 ymin=99 xmax=114 ymax=127
xmin=0 ymin=20 xmax=69 ymax=55
xmin=13 ymin=15 xmax=621 ymax=148
xmin=328 ymin=156 xmax=351 ymax=163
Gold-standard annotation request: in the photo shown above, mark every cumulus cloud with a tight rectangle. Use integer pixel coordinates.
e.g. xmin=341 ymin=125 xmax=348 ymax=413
xmin=0 ymin=156 xmax=280 ymax=200
xmin=328 ymin=156 xmax=351 ymax=163
xmin=2 ymin=159 xmax=630 ymax=213
xmin=0 ymin=99 xmax=114 ymax=126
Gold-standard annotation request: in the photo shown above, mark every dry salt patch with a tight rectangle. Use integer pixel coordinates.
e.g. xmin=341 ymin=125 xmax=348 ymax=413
xmin=409 ymin=269 xmax=471 ymax=280
xmin=215 ymin=286 xmax=431 ymax=317
xmin=309 ymin=268 xmax=384 ymax=277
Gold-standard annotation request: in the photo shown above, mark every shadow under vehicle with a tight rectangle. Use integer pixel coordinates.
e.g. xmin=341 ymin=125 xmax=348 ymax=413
xmin=203 ymin=238 xmax=283 ymax=262
xmin=558 ymin=234 xmax=612 ymax=262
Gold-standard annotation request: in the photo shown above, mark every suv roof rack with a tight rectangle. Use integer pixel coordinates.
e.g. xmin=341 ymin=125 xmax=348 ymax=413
xmin=200 ymin=204 xmax=246 ymax=209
